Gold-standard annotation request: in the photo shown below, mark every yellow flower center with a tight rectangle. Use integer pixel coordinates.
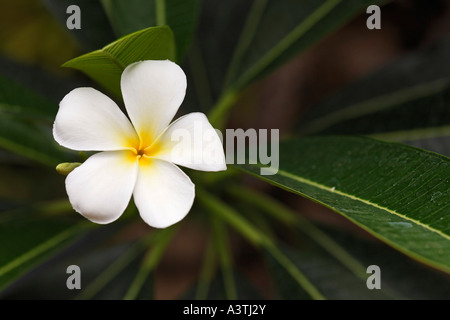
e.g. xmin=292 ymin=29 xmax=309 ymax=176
xmin=126 ymin=133 xmax=161 ymax=165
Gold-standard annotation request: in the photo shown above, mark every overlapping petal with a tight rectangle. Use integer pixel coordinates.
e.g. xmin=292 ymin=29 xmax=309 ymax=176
xmin=121 ymin=60 xmax=187 ymax=147
xmin=66 ymin=151 xmax=139 ymax=224
xmin=53 ymin=87 xmax=139 ymax=151
xmin=153 ymin=112 xmax=227 ymax=171
xmin=133 ymin=158 xmax=195 ymax=229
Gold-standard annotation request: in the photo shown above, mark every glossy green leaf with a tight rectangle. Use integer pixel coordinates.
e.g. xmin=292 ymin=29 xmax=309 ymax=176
xmin=62 ymin=26 xmax=175 ymax=97
xmin=238 ymin=136 xmax=450 ymax=273
xmin=0 ymin=215 xmax=88 ymax=291
xmin=101 ymin=0 xmax=200 ymax=62
xmin=225 ymin=0 xmax=390 ymax=91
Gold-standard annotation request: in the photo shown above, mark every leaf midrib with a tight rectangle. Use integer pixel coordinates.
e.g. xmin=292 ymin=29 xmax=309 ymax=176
xmin=101 ymin=49 xmax=126 ymax=70
xmin=270 ymin=167 xmax=450 ymax=240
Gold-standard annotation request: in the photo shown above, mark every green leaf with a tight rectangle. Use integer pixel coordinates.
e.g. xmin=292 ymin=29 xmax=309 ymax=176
xmin=194 ymin=237 xmax=216 ymax=300
xmin=266 ymin=231 xmax=450 ymax=300
xmin=225 ymin=0 xmax=390 ymax=91
xmin=77 ymin=240 xmax=152 ymax=300
xmin=237 ymin=136 xmax=450 ymax=273
xmin=192 ymin=0 xmax=254 ymax=103
xmin=265 ymin=243 xmax=391 ymax=299
xmin=0 ymin=215 xmax=88 ymax=291
xmin=0 ymin=75 xmax=69 ymax=166
xmin=101 ymin=0 xmax=200 ymax=62
xmin=230 ymin=187 xmax=449 ymax=299
xmin=0 ymin=223 xmax=144 ymax=299
xmin=0 ymin=115 xmax=68 ymax=166
xmin=62 ymin=26 xmax=175 ymax=97
xmin=0 ymin=74 xmax=57 ymax=121
xmin=320 ymin=226 xmax=450 ymax=299
xmin=123 ymin=227 xmax=175 ymax=300
xmin=197 ymin=188 xmax=326 ymax=300
xmin=317 ymin=82 xmax=450 ymax=138
xmin=296 ymin=38 xmax=450 ymax=148
xmin=210 ymin=218 xmax=237 ymax=300
xmin=206 ymin=0 xmax=390 ymax=128
xmin=183 ymin=271 xmax=264 ymax=300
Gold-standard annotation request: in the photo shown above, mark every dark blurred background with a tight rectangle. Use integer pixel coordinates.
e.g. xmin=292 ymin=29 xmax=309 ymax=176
xmin=0 ymin=0 xmax=449 ymax=298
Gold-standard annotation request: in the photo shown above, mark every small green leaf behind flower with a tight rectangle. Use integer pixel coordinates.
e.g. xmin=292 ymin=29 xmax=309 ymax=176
xmin=62 ymin=26 xmax=176 ymax=97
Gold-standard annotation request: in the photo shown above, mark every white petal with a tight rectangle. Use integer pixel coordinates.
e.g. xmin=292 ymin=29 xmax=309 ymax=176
xmin=66 ymin=151 xmax=139 ymax=224
xmin=53 ymin=87 xmax=139 ymax=151
xmin=151 ymin=113 xmax=227 ymax=171
xmin=133 ymin=159 xmax=195 ymax=228
xmin=121 ymin=60 xmax=187 ymax=146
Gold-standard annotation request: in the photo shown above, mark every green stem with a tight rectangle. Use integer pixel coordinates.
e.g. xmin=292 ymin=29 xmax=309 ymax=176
xmin=0 ymin=135 xmax=61 ymax=168
xmin=197 ymin=187 xmax=267 ymax=246
xmin=228 ymin=185 xmax=406 ymax=298
xmin=123 ymin=227 xmax=176 ymax=300
xmin=207 ymin=89 xmax=240 ymax=131
xmin=236 ymin=202 xmax=276 ymax=240
xmin=223 ymin=0 xmax=269 ymax=89
xmin=0 ymin=223 xmax=86 ymax=279
xmin=265 ymin=242 xmax=325 ymax=300
xmin=301 ymin=77 xmax=450 ymax=135
xmin=196 ymin=187 xmax=325 ymax=300
xmin=208 ymin=0 xmax=270 ymax=129
xmin=234 ymin=0 xmax=342 ymax=89
xmin=211 ymin=218 xmax=237 ymax=299
xmin=188 ymin=42 xmax=214 ymax=112
xmin=75 ymin=232 xmax=155 ymax=300
xmin=228 ymin=186 xmax=296 ymax=225
xmin=0 ymin=199 xmax=73 ymax=223
xmin=227 ymin=186 xmax=375 ymax=282
xmin=155 ymin=0 xmax=166 ymax=26
xmin=195 ymin=236 xmax=216 ymax=300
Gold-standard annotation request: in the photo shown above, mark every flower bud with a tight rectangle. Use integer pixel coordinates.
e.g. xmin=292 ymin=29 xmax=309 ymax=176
xmin=56 ymin=162 xmax=82 ymax=176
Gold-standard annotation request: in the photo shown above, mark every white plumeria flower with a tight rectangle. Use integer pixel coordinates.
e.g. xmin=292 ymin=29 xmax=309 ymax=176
xmin=53 ymin=60 xmax=226 ymax=228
